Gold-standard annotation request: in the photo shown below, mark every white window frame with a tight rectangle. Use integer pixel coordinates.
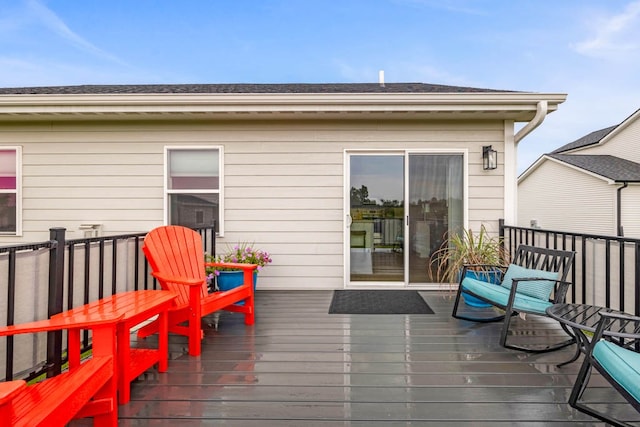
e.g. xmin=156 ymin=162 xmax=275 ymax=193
xmin=0 ymin=146 xmax=22 ymax=236
xmin=164 ymin=146 xmax=224 ymax=236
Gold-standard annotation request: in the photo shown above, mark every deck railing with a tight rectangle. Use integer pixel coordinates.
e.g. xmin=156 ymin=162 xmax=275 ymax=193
xmin=500 ymin=220 xmax=640 ymax=316
xmin=3 ymin=221 xmax=639 ymax=381
xmin=0 ymin=225 xmax=215 ymax=382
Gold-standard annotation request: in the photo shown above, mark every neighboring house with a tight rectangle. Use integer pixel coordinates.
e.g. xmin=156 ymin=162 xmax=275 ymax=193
xmin=0 ymin=83 xmax=565 ymax=289
xmin=518 ymin=108 xmax=640 ymax=238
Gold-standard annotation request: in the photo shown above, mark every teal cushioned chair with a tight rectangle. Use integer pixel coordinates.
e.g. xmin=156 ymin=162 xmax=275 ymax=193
xmin=569 ymin=311 xmax=640 ymax=427
xmin=451 ymin=244 xmax=576 ymax=353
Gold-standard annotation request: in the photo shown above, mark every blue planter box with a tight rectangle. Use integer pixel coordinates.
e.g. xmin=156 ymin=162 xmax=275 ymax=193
xmin=216 ymin=271 xmax=258 ymax=306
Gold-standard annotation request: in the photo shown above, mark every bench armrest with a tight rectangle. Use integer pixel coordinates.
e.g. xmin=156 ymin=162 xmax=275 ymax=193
xmin=0 ymin=381 xmax=26 ymax=405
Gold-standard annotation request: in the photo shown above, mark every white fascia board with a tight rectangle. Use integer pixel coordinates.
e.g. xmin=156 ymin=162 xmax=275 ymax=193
xmin=0 ymin=92 xmax=567 ymax=118
xmin=596 ymin=107 xmax=640 ymax=145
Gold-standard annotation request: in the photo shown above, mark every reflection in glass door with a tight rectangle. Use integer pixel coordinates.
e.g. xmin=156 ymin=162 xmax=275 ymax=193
xmin=348 ymin=152 xmax=464 ymax=285
xmin=349 ymin=155 xmax=404 ymax=282
xmin=408 ymin=154 xmax=463 ymax=283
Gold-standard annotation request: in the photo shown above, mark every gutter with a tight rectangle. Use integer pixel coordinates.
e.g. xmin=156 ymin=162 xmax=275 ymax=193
xmin=617 ymin=182 xmax=628 ymax=236
xmin=514 ymin=100 xmax=548 ymax=143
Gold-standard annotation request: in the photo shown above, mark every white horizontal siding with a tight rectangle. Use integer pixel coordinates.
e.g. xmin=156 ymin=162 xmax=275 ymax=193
xmin=1 ymin=119 xmax=507 ymax=289
xmin=621 ymin=185 xmax=640 ymax=238
xmin=581 ymin=115 xmax=640 ymax=163
xmin=518 ymin=159 xmax=615 ymax=235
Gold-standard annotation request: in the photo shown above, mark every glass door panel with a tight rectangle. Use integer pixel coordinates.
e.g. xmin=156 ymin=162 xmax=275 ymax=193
xmin=349 ymin=155 xmax=404 ymax=282
xmin=408 ymin=154 xmax=463 ymax=283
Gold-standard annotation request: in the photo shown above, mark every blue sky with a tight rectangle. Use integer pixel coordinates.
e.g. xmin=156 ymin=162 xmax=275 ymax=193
xmin=1 ymin=0 xmax=639 ymax=172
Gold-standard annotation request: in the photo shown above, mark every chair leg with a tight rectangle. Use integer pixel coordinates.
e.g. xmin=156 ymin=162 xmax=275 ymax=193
xmin=569 ymin=357 xmax=633 ymax=427
xmin=451 ymin=284 xmax=505 ymax=323
xmin=500 ymin=311 xmax=576 ymax=353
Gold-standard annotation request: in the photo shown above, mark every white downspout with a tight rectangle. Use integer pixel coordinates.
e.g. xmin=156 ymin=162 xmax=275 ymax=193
xmin=515 ymin=100 xmax=548 ymax=143
xmin=505 ymin=100 xmax=549 ymax=226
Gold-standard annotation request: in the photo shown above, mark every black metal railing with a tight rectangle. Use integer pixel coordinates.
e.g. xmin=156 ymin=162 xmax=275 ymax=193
xmin=0 ymin=239 xmax=58 ymax=381
xmin=500 ymin=220 xmax=640 ymax=316
xmin=1 ymin=224 xmax=215 ymax=382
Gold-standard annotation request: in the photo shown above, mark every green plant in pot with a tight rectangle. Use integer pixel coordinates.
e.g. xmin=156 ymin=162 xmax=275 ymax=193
xmin=205 ymin=243 xmax=272 ymax=298
xmin=429 ymin=225 xmax=510 ymax=307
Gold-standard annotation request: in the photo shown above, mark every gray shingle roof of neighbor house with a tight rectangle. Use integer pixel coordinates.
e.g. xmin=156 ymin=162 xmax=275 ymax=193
xmin=548 ymin=154 xmax=640 ymax=182
xmin=0 ymin=82 xmax=514 ymax=95
xmin=551 ymin=125 xmax=618 ymax=153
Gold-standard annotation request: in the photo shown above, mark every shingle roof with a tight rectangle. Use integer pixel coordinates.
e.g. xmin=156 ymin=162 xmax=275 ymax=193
xmin=551 ymin=125 xmax=618 ymax=153
xmin=0 ymin=82 xmax=514 ymax=95
xmin=548 ymin=154 xmax=640 ymax=182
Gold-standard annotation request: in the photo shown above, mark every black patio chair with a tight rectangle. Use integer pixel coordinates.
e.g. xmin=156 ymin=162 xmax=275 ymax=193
xmin=451 ymin=244 xmax=576 ymax=353
xmin=569 ymin=311 xmax=640 ymax=427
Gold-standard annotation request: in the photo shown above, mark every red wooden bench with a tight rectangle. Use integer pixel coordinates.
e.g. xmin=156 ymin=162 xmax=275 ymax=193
xmin=51 ymin=290 xmax=176 ymax=404
xmin=139 ymin=225 xmax=257 ymax=356
xmin=0 ymin=312 xmax=121 ymax=426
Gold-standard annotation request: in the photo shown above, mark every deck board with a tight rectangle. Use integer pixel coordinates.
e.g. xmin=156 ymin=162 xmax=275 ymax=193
xmin=76 ymin=290 xmax=638 ymax=425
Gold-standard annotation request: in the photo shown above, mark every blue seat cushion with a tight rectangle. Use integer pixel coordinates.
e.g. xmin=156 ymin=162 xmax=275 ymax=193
xmin=500 ymin=264 xmax=559 ymax=301
xmin=593 ymin=340 xmax=640 ymax=403
xmin=461 ymin=277 xmax=553 ymax=315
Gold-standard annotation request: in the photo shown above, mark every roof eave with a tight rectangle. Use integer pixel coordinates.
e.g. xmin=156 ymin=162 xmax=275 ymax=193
xmin=0 ymin=92 xmax=567 ymax=122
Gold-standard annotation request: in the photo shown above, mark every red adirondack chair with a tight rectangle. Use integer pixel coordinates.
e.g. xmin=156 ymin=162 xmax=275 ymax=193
xmin=139 ymin=225 xmax=257 ymax=356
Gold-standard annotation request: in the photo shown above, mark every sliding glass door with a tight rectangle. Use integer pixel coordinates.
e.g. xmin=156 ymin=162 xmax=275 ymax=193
xmin=347 ymin=151 xmax=464 ymax=286
xmin=407 ymin=153 xmax=464 ymax=283
xmin=348 ymin=154 xmax=405 ymax=282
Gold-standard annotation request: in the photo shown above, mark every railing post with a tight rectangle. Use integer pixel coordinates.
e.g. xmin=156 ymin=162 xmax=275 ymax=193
xmin=47 ymin=227 xmax=66 ymax=377
xmin=499 ymin=218 xmax=505 ymax=251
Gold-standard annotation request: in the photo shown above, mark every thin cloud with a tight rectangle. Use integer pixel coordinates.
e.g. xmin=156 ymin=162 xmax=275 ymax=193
xmin=573 ymin=0 xmax=640 ymax=58
xmin=25 ymin=0 xmax=127 ymax=65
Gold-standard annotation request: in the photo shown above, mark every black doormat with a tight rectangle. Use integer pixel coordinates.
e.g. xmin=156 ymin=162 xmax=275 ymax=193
xmin=329 ymin=290 xmax=434 ymax=314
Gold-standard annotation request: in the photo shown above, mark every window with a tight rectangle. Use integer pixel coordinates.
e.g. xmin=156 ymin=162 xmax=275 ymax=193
xmin=165 ymin=147 xmax=222 ymax=234
xmin=0 ymin=147 xmax=20 ymax=235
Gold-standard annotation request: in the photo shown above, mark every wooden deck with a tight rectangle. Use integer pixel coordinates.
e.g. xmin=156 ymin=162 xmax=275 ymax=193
xmin=87 ymin=290 xmax=638 ymax=426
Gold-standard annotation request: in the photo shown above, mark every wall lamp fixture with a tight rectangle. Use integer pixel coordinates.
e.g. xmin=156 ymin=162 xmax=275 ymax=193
xmin=482 ymin=145 xmax=497 ymax=170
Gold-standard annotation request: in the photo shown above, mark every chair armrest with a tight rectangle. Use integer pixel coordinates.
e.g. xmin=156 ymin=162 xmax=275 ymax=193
xmin=0 ymin=312 xmax=124 ymax=336
xmin=593 ymin=311 xmax=640 ymax=342
xmin=151 ymin=271 xmax=204 ymax=287
xmin=599 ymin=311 xmax=640 ymax=323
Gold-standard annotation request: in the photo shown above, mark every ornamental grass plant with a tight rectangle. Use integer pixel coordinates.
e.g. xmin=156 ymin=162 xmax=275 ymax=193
xmin=429 ymin=225 xmax=510 ymax=286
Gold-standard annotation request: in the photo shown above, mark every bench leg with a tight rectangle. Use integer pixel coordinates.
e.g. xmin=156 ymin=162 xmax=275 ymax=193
xmin=117 ymin=323 xmax=131 ymax=405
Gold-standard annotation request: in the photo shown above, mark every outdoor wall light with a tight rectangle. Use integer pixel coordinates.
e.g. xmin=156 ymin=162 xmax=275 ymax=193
xmin=482 ymin=145 xmax=497 ymax=170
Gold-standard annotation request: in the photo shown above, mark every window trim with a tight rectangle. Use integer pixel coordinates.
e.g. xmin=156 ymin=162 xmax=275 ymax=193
xmin=0 ymin=146 xmax=21 ymax=236
xmin=164 ymin=145 xmax=224 ymax=236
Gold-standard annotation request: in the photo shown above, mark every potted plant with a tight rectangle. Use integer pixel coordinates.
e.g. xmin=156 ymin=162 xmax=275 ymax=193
xmin=429 ymin=225 xmax=510 ymax=306
xmin=205 ymin=243 xmax=272 ymax=294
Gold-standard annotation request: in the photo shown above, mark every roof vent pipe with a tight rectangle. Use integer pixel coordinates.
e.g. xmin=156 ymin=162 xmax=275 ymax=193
xmin=379 ymin=70 xmax=385 ymax=87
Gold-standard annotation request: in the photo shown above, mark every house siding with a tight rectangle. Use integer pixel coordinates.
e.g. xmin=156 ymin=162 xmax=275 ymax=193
xmin=620 ymin=185 xmax=640 ymax=238
xmin=518 ymin=160 xmax=615 ymax=235
xmin=579 ymin=114 xmax=640 ymax=162
xmin=1 ymin=119 xmax=505 ymax=289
